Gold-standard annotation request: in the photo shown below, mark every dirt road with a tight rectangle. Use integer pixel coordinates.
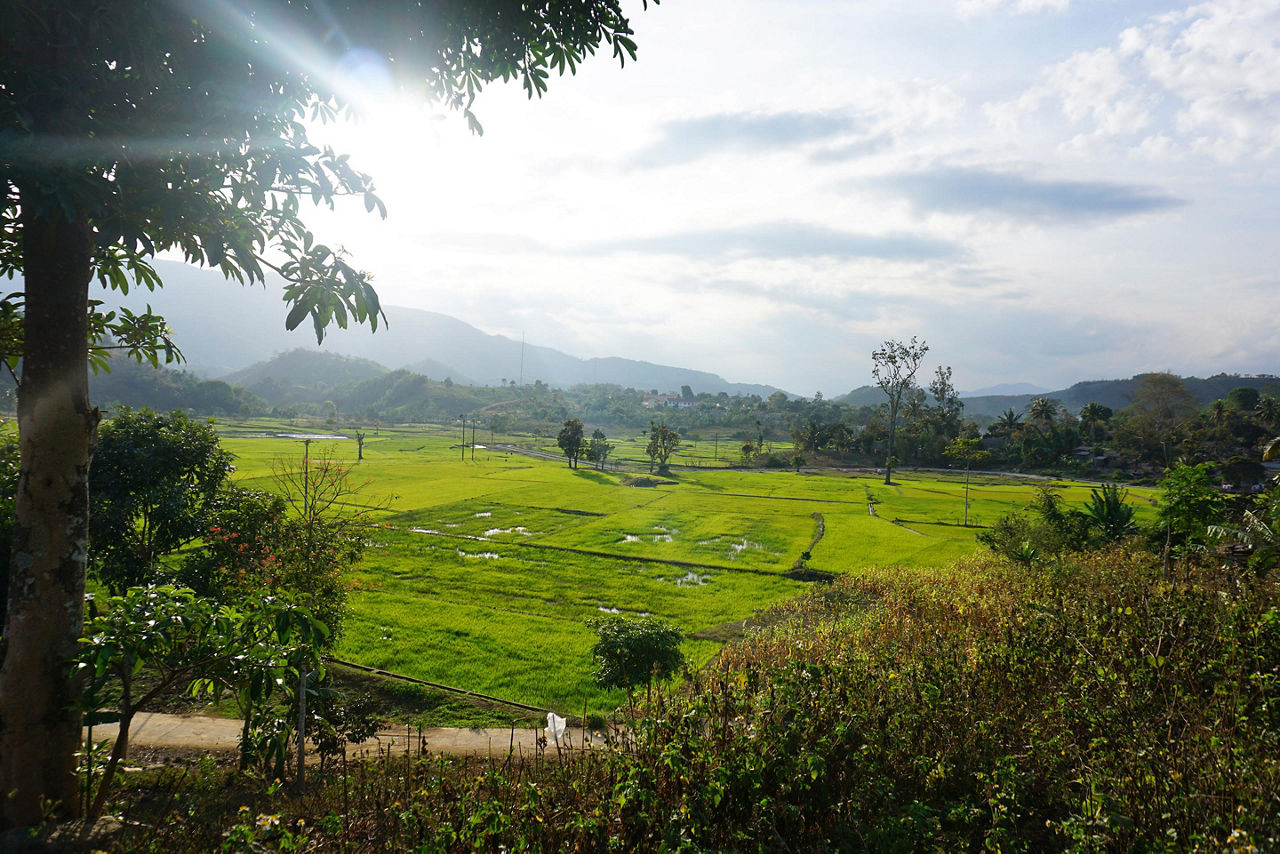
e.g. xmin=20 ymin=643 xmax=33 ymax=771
xmin=86 ymin=712 xmax=604 ymax=758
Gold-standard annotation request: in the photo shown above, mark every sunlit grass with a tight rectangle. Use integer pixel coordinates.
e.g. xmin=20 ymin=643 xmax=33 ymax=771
xmin=216 ymin=418 xmax=1158 ymax=715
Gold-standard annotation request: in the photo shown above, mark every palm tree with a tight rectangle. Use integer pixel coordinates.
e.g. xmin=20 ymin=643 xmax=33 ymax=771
xmin=1082 ymin=484 xmax=1138 ymax=542
xmin=1209 ymin=490 xmax=1280 ymax=580
xmin=1026 ymin=397 xmax=1057 ymax=431
xmin=1255 ymin=394 xmax=1280 ymax=431
xmin=989 ymin=408 xmax=1023 ymax=438
xmin=1078 ymin=402 xmax=1108 ymax=443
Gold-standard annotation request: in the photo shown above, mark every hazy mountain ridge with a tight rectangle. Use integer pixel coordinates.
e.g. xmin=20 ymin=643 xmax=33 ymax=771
xmin=400 ymin=358 xmax=478 ymax=386
xmin=108 ymin=261 xmax=783 ymax=398
xmin=961 ymin=373 xmax=1280 ymax=419
xmin=226 ymin=350 xmax=390 ymax=388
xmin=839 ymin=373 xmax=1280 ymax=420
xmin=45 ymin=262 xmax=1280 ymax=411
xmin=218 ymin=350 xmax=393 ymax=409
xmin=960 ymin=382 xmax=1051 ymax=397
xmin=88 ymin=357 xmax=266 ymax=415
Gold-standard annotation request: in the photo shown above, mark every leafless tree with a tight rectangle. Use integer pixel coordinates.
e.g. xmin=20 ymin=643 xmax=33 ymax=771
xmin=872 ymin=337 xmax=929 ymax=484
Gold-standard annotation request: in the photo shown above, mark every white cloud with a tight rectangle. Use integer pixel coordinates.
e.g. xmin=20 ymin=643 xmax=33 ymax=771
xmin=1052 ymin=48 xmax=1156 ymax=139
xmin=856 ymin=78 xmax=967 ymax=136
xmin=984 ymin=47 xmax=1156 ymax=148
xmin=956 ymin=0 xmax=1069 ymax=20
xmin=987 ymin=0 xmax=1280 ymax=159
xmin=1139 ymin=0 xmax=1280 ymax=159
xmin=282 ymin=0 xmax=1280 ymax=393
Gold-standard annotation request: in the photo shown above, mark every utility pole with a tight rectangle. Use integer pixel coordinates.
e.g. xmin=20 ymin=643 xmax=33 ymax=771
xmin=471 ymin=420 xmax=476 ymax=461
xmin=459 ymin=415 xmax=466 ymax=462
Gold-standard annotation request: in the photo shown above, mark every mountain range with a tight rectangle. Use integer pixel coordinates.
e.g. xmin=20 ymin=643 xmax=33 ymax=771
xmin=74 ymin=261 xmax=1280 ymax=415
xmin=112 ymin=262 xmax=782 ymax=398
xmin=837 ymin=374 xmax=1280 ymax=420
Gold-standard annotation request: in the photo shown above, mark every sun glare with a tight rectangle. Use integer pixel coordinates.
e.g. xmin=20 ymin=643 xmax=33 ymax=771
xmin=332 ymin=47 xmax=397 ymax=114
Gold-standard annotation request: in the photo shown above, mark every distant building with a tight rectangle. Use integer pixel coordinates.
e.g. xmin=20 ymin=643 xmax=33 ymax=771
xmin=643 ymin=394 xmax=697 ymax=410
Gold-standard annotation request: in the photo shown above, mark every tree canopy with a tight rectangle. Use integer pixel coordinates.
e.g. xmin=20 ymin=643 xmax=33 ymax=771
xmin=89 ymin=408 xmax=233 ymax=594
xmin=1123 ymin=373 xmax=1199 ymax=466
xmin=1157 ymin=462 xmax=1225 ymax=557
xmin=872 ymin=337 xmax=928 ymax=485
xmin=645 ymin=421 xmax=681 ymax=473
xmin=587 ymin=614 xmax=684 ymax=693
xmin=587 ymin=428 xmax=614 ymax=470
xmin=0 ymin=0 xmax=656 ymax=829
xmin=1 ymin=1 xmax=653 ymax=341
xmin=558 ymin=417 xmax=586 ymax=468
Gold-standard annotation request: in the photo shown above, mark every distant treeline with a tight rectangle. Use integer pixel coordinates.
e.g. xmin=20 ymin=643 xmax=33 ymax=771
xmin=58 ymin=351 xmax=1280 ymax=486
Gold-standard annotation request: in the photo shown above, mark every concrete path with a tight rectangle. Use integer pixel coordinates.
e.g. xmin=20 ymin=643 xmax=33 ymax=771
xmin=85 ymin=713 xmax=605 ymax=758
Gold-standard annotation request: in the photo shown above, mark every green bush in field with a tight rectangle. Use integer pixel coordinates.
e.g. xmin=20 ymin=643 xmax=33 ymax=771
xmin=979 ymin=483 xmax=1100 ymax=563
xmin=78 ymin=586 xmax=328 ymax=815
xmin=178 ymin=488 xmax=352 ymax=647
xmin=1081 ymin=482 xmax=1139 ymax=542
xmin=587 ymin=615 xmax=684 ymax=693
xmin=1156 ymin=461 xmax=1226 ymax=557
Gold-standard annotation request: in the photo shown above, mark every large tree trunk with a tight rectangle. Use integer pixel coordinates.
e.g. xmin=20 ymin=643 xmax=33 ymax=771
xmin=0 ymin=202 xmax=95 ymax=828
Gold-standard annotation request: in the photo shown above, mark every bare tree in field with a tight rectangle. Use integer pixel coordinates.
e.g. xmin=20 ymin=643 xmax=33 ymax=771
xmin=872 ymin=337 xmax=929 ymax=485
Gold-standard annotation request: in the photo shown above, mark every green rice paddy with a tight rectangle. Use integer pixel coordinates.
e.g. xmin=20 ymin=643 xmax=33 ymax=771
xmin=217 ymin=419 xmax=1157 ymax=715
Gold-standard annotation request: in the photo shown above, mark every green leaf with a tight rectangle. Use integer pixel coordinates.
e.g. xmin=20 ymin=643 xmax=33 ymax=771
xmin=284 ymin=300 xmax=310 ymax=332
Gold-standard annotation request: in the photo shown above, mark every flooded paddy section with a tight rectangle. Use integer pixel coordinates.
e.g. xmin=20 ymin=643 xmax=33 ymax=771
xmin=696 ymin=536 xmax=780 ymax=561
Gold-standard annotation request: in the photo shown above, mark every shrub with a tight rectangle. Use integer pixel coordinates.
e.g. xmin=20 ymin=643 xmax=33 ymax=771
xmin=87 ymin=553 xmax=1280 ymax=852
xmin=586 ymin=615 xmax=684 ymax=693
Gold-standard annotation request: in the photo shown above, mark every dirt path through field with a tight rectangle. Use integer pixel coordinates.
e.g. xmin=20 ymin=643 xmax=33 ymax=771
xmin=86 ymin=713 xmax=601 ymax=758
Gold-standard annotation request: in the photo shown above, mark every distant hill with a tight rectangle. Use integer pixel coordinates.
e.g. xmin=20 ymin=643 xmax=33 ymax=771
xmin=838 ymin=373 xmax=1280 ymax=420
xmin=960 ymin=382 xmax=1050 ymax=397
xmin=226 ymin=349 xmax=390 ymax=389
xmin=88 ymin=357 xmax=266 ymax=416
xmin=834 ymin=386 xmax=886 ymax=408
xmin=400 ymin=358 xmax=477 ymax=386
xmin=103 ymin=261 xmax=785 ymax=398
xmin=336 ymin=369 xmax=497 ymax=422
xmin=223 ymin=349 xmax=394 ymax=408
xmin=962 ymin=373 xmax=1280 ymax=419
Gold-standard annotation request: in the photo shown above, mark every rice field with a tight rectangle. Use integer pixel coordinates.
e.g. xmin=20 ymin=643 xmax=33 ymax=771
xmin=217 ymin=418 xmax=1157 ymax=715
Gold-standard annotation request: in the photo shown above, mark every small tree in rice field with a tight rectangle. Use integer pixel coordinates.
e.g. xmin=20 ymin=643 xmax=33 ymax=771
xmin=558 ymin=418 xmax=585 ymax=468
xmin=588 ymin=615 xmax=684 ymax=702
xmin=645 ymin=421 xmax=681 ymax=474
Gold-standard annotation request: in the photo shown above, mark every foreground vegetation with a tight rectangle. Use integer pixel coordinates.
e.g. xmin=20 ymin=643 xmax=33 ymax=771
xmin=7 ymin=410 xmax=1274 ymax=849
xmin=93 ymin=546 xmax=1278 ymax=852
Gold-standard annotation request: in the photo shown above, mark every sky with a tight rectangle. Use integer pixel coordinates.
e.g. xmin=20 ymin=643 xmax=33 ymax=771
xmin=292 ymin=0 xmax=1280 ymax=397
